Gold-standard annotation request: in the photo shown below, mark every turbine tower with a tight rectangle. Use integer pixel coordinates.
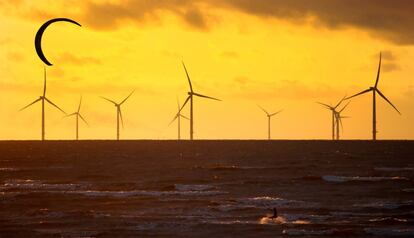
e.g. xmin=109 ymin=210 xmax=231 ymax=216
xmin=346 ymin=52 xmax=400 ymax=140
xmin=101 ymin=91 xmax=134 ymax=140
xmin=317 ymin=96 xmax=346 ymax=140
xmin=334 ymin=101 xmax=350 ymax=140
xmin=20 ymin=67 xmax=66 ymax=140
xmin=258 ymin=106 xmax=282 ymax=140
xmin=65 ymin=96 xmax=88 ymax=140
xmin=178 ymin=62 xmax=221 ymax=140
xmin=169 ymin=98 xmax=189 ymax=140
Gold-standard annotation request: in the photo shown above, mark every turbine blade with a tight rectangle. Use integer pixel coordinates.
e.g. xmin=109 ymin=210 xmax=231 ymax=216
xmin=177 ymin=97 xmax=181 ymax=111
xmin=44 ymin=97 xmax=66 ymax=114
xmin=101 ymin=96 xmax=117 ymax=105
xmin=316 ymin=102 xmax=332 ymax=110
xmin=339 ymin=100 xmax=351 ymax=113
xmin=180 ymin=114 xmax=190 ymax=120
xmin=64 ymin=112 xmax=77 ymax=118
xmin=374 ymin=52 xmax=382 ymax=88
xmin=20 ymin=98 xmax=41 ymax=111
xmin=193 ymin=92 xmax=221 ymax=101
xmin=168 ymin=114 xmax=179 ymax=126
xmin=120 ymin=90 xmax=134 ymax=105
xmin=79 ymin=114 xmax=89 ymax=126
xmin=77 ymin=95 xmax=82 ymax=113
xmin=177 ymin=96 xmax=191 ymax=114
xmin=376 ymin=89 xmax=401 ymax=115
xmin=339 ymin=116 xmax=344 ymax=132
xmin=43 ymin=66 xmax=47 ymax=97
xmin=334 ymin=95 xmax=347 ymax=109
xmin=270 ymin=109 xmax=283 ymax=117
xmin=119 ymin=108 xmax=124 ymax=128
xmin=345 ymin=88 xmax=372 ymax=100
xmin=257 ymin=105 xmax=269 ymax=115
xmin=182 ymin=61 xmax=193 ymax=92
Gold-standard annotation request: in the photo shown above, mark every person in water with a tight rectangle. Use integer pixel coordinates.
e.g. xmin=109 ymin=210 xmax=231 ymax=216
xmin=269 ymin=207 xmax=278 ymax=219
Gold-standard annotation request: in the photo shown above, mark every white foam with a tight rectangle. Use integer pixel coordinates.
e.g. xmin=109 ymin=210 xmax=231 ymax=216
xmin=323 ymin=175 xmax=408 ymax=183
xmin=1 ymin=179 xmax=86 ymax=191
xmin=238 ymin=196 xmax=314 ymax=208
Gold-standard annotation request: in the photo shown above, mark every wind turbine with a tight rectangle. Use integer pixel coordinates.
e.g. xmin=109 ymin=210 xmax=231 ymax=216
xmin=317 ymin=96 xmax=346 ymax=140
xmin=65 ymin=96 xmax=88 ymax=140
xmin=334 ymin=101 xmax=350 ymax=140
xmin=258 ymin=106 xmax=282 ymax=140
xmin=178 ymin=62 xmax=221 ymax=140
xmin=169 ymin=98 xmax=190 ymax=140
xmin=346 ymin=52 xmax=400 ymax=140
xmin=101 ymin=90 xmax=134 ymax=140
xmin=20 ymin=67 xmax=66 ymax=140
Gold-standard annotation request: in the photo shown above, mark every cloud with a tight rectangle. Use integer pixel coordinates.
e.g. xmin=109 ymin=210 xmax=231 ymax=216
xmin=80 ymin=0 xmax=210 ymax=30
xmin=57 ymin=52 xmax=101 ymax=65
xmin=372 ymin=50 xmax=400 ymax=72
xmin=10 ymin=0 xmax=414 ymax=45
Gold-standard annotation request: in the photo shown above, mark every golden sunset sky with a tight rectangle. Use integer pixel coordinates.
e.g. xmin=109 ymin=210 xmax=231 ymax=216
xmin=0 ymin=0 xmax=413 ymax=140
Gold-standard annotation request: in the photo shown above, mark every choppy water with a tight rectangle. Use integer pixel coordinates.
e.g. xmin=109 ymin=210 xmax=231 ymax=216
xmin=0 ymin=141 xmax=413 ymax=237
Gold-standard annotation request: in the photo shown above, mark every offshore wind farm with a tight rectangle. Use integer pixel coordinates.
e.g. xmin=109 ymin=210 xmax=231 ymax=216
xmin=1 ymin=1 xmax=414 ymax=237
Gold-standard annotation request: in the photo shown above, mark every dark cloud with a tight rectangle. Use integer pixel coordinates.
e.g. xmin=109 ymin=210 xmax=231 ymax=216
xmin=10 ymin=1 xmax=414 ymax=45
xmin=80 ymin=0 xmax=210 ymax=30
xmin=77 ymin=0 xmax=414 ymax=45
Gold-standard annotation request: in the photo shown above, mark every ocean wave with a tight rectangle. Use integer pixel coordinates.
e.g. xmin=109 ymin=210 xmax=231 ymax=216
xmin=354 ymin=200 xmax=414 ymax=210
xmin=364 ymin=227 xmax=414 ymax=236
xmin=193 ymin=165 xmax=273 ymax=171
xmin=374 ymin=167 xmax=414 ymax=172
xmin=0 ymin=167 xmax=18 ymax=171
xmin=282 ymin=229 xmax=334 ymax=236
xmin=174 ymin=184 xmax=214 ymax=192
xmin=238 ymin=196 xmax=315 ymax=208
xmin=64 ymin=189 xmax=226 ymax=198
xmin=322 ymin=175 xmax=408 ymax=183
xmin=1 ymin=179 xmax=87 ymax=191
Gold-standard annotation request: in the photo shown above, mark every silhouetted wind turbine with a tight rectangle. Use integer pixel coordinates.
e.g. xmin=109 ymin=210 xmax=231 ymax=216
xmin=334 ymin=101 xmax=350 ymax=140
xmin=169 ymin=98 xmax=189 ymax=140
xmin=65 ymin=96 xmax=88 ymax=140
xmin=258 ymin=106 xmax=282 ymax=140
xmin=178 ymin=62 xmax=221 ymax=140
xmin=317 ymin=96 xmax=346 ymax=140
xmin=20 ymin=67 xmax=66 ymax=140
xmin=101 ymin=91 xmax=134 ymax=140
xmin=345 ymin=52 xmax=400 ymax=140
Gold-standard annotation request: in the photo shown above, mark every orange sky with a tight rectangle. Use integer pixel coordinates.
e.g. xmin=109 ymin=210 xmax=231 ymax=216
xmin=0 ymin=0 xmax=413 ymax=140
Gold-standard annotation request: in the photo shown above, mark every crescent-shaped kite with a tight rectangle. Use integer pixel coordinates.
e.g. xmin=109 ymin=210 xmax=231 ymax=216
xmin=35 ymin=18 xmax=82 ymax=66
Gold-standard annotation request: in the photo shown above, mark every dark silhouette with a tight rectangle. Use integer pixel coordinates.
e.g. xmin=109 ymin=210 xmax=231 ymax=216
xmin=20 ymin=67 xmax=66 ymax=140
xmin=35 ymin=18 xmax=81 ymax=66
xmin=169 ymin=98 xmax=189 ymax=140
xmin=317 ymin=96 xmax=346 ymax=140
xmin=64 ymin=96 xmax=89 ymax=140
xmin=345 ymin=52 xmax=400 ymax=141
xmin=269 ymin=208 xmax=278 ymax=219
xmin=258 ymin=105 xmax=282 ymax=140
xmin=177 ymin=61 xmax=221 ymax=140
xmin=101 ymin=91 xmax=134 ymax=140
xmin=334 ymin=101 xmax=351 ymax=140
